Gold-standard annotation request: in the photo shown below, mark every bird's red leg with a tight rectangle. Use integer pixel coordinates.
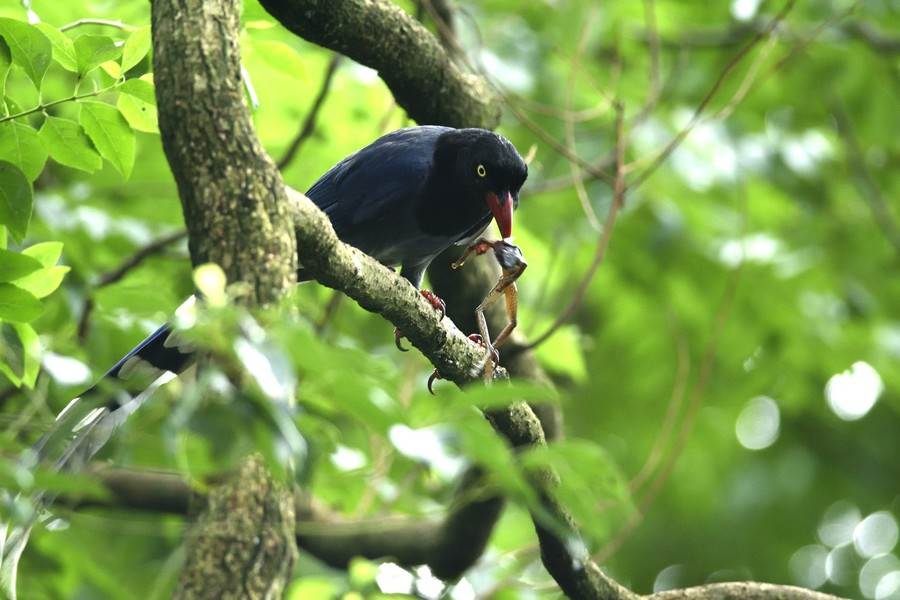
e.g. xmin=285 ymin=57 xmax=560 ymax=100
xmin=419 ymin=289 xmax=446 ymax=318
xmin=452 ymin=239 xmax=495 ymax=270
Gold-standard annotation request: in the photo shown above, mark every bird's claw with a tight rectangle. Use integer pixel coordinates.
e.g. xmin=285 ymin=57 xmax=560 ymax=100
xmin=420 ymin=290 xmax=446 ymax=319
xmin=394 ymin=327 xmax=409 ymax=352
xmin=452 ymin=240 xmax=495 ymax=269
xmin=427 ymin=369 xmax=442 ymax=395
xmin=468 ymin=333 xmax=499 ymax=364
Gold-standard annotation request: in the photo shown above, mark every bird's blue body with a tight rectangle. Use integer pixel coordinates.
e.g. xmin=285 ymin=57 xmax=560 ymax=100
xmin=305 ymin=125 xmax=524 ymax=286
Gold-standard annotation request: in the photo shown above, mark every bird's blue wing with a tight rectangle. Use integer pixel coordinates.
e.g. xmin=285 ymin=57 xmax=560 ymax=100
xmin=306 ymin=126 xmax=449 ymax=234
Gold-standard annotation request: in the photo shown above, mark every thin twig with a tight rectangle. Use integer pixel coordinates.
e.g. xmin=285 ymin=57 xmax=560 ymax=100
xmin=277 ymin=54 xmax=342 ymax=170
xmin=625 ymin=0 xmax=797 ymax=192
xmin=59 ymin=18 xmax=136 ymax=32
xmin=565 ymin=13 xmax=603 ymax=231
xmin=832 ymin=100 xmax=900 ymax=255
xmin=628 ymin=318 xmax=690 ymax=494
xmin=594 ymin=184 xmax=748 ymax=563
xmin=519 ymin=102 xmax=626 ymax=352
xmin=77 ymin=230 xmax=187 ymax=340
xmin=0 ymin=84 xmax=120 ymax=124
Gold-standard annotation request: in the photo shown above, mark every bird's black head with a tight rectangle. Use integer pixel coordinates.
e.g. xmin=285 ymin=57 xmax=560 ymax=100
xmin=427 ymin=128 xmax=528 ymax=240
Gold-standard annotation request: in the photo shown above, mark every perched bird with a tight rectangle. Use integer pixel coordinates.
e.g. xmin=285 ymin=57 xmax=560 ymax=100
xmin=305 ymin=126 xmax=527 ymax=289
xmin=0 ymin=126 xmax=527 ymax=590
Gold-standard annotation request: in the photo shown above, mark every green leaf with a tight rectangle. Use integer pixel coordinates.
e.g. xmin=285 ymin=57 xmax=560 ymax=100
xmin=0 ymin=18 xmax=52 ymax=90
xmin=39 ymin=116 xmax=103 ymax=173
xmin=0 ymin=121 xmax=49 ymax=181
xmin=73 ymin=34 xmax=121 ymax=76
xmin=121 ymin=26 xmax=150 ymax=72
xmin=99 ymin=60 xmax=121 ymax=79
xmin=0 ymin=37 xmax=11 ymax=96
xmin=0 ymin=160 xmax=32 ymax=241
xmin=12 ymin=322 xmax=39 ymax=388
xmin=521 ymin=439 xmax=633 ymax=545
xmin=79 ymin=102 xmax=134 ymax=178
xmin=0 ymin=248 xmax=42 ymax=282
xmin=116 ymin=90 xmax=158 ymax=133
xmin=13 ymin=265 xmax=68 ymax=298
xmin=119 ymin=77 xmax=155 ymax=104
xmin=21 ymin=241 xmax=63 ymax=267
xmin=0 ymin=282 xmax=42 ymax=322
xmin=34 ymin=23 xmax=77 ymax=72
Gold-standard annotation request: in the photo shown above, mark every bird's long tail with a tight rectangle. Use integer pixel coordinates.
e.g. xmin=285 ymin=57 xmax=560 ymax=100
xmin=1 ymin=297 xmax=198 ymax=599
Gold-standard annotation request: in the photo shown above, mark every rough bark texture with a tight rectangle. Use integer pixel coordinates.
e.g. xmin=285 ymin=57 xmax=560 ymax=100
xmin=153 ymin=0 xmax=297 ymax=305
xmin=151 ymin=0 xmax=299 ymax=595
xmin=256 ymin=0 xmax=500 ymax=129
xmin=173 ymin=457 xmax=298 ymax=600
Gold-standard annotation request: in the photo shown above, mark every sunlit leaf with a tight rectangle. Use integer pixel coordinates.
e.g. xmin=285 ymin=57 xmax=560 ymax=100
xmin=39 ymin=116 xmax=103 ymax=173
xmin=116 ymin=89 xmax=158 ymax=133
xmin=13 ymin=265 xmax=69 ymax=298
xmin=0 ymin=160 xmax=32 ymax=241
xmin=121 ymin=26 xmax=150 ymax=72
xmin=193 ymin=263 xmax=227 ymax=306
xmin=99 ymin=59 xmax=121 ymax=79
xmin=0 ymin=121 xmax=48 ymax=181
xmin=0 ymin=18 xmax=52 ymax=89
xmin=73 ymin=34 xmax=121 ymax=76
xmin=0 ymin=282 xmax=42 ymax=322
xmin=285 ymin=576 xmax=343 ymax=600
xmin=34 ymin=23 xmax=77 ymax=72
xmin=119 ymin=77 xmax=155 ymax=104
xmin=12 ymin=322 xmax=39 ymax=388
xmin=0 ymin=248 xmax=42 ymax=282
xmin=521 ymin=439 xmax=633 ymax=545
xmin=21 ymin=241 xmax=63 ymax=267
xmin=79 ymin=101 xmax=135 ymax=177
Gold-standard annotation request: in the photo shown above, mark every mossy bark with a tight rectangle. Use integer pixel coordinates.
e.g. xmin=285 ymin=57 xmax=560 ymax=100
xmin=256 ymin=0 xmax=500 ymax=129
xmin=172 ymin=457 xmax=298 ymax=600
xmin=152 ymin=0 xmax=299 ymax=595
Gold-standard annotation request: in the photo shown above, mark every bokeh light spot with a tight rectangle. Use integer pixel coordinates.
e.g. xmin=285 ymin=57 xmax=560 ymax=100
xmin=653 ymin=564 xmax=685 ymax=593
xmin=876 ymin=571 xmax=900 ymax=600
xmin=818 ymin=501 xmax=862 ymax=548
xmin=789 ymin=545 xmax=828 ymax=589
xmin=735 ymin=396 xmax=780 ymax=450
xmin=855 ymin=512 xmax=900 ymax=558
xmin=861 ymin=554 xmax=900 ymax=599
xmin=826 ymin=361 xmax=883 ymax=421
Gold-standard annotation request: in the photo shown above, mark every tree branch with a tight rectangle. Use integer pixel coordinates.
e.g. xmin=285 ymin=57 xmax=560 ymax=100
xmin=255 ymin=0 xmax=500 ymax=129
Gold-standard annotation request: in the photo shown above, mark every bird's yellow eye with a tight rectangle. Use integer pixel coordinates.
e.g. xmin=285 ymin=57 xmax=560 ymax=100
xmin=476 ymin=164 xmax=487 ymax=177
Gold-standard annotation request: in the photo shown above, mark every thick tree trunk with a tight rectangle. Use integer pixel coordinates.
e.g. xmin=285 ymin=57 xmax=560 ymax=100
xmin=151 ymin=0 xmax=299 ymax=595
xmin=173 ymin=457 xmax=298 ymax=600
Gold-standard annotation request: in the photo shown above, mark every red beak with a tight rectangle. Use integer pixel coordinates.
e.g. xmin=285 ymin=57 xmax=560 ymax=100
xmin=486 ymin=191 xmax=513 ymax=238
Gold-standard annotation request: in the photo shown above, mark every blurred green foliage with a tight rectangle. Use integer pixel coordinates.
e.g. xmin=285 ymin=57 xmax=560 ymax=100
xmin=0 ymin=0 xmax=898 ymax=598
